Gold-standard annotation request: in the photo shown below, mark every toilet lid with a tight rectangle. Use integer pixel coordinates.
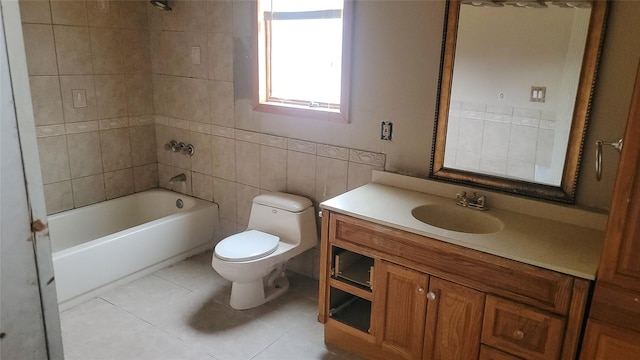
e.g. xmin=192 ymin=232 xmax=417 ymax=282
xmin=214 ymin=230 xmax=279 ymax=262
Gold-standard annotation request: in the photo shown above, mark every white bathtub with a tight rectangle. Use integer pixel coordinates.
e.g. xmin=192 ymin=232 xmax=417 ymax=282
xmin=49 ymin=189 xmax=218 ymax=310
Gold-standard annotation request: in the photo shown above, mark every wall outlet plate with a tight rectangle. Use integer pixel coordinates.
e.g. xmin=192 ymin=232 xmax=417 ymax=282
xmin=381 ymin=121 xmax=393 ymax=140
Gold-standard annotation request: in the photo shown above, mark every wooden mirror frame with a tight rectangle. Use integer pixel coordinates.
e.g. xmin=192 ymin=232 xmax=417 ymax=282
xmin=430 ymin=0 xmax=609 ymax=203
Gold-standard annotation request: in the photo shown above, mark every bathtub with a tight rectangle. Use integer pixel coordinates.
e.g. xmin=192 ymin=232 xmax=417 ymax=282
xmin=49 ymin=189 xmax=218 ymax=310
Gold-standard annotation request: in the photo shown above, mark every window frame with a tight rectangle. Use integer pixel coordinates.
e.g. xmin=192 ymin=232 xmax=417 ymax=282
xmin=253 ymin=0 xmax=354 ymax=123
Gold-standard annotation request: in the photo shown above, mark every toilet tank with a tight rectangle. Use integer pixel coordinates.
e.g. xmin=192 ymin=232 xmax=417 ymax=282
xmin=247 ymin=192 xmax=317 ymax=248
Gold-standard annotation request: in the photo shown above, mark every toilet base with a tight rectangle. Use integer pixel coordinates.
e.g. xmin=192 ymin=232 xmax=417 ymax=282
xmin=229 ymin=274 xmax=290 ymax=310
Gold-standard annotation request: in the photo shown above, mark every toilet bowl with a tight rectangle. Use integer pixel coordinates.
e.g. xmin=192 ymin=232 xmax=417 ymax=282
xmin=211 ymin=192 xmax=317 ymax=309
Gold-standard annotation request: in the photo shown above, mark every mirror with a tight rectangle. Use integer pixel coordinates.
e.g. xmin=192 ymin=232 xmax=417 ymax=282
xmin=430 ymin=0 xmax=608 ymax=203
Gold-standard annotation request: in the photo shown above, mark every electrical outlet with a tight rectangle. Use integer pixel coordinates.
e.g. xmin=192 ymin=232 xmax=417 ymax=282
xmin=381 ymin=121 xmax=393 ymax=141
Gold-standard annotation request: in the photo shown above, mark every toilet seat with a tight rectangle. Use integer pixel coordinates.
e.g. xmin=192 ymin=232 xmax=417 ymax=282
xmin=215 ymin=230 xmax=279 ymax=262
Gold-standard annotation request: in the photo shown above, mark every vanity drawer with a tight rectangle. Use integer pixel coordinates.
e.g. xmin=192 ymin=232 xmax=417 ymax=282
xmin=481 ymin=296 xmax=565 ymax=360
xmin=479 ymin=345 xmax=524 ymax=360
xmin=329 ymin=213 xmax=574 ymax=314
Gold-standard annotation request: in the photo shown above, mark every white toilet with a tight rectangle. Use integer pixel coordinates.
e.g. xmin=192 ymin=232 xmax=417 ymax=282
xmin=211 ymin=192 xmax=318 ymax=310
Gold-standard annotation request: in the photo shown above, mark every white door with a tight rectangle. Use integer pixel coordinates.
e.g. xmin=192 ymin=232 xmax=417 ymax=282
xmin=0 ymin=1 xmax=63 ymax=359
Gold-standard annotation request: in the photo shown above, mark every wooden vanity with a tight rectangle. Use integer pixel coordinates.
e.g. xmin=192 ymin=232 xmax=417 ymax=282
xmin=317 ymin=183 xmax=604 ymax=360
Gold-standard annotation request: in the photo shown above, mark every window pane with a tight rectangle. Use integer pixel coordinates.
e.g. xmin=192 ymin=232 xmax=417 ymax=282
xmin=270 ymin=18 xmax=343 ymax=105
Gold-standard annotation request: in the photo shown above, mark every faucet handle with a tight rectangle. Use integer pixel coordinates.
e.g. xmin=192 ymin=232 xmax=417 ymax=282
xmin=456 ymin=191 xmax=467 ymax=200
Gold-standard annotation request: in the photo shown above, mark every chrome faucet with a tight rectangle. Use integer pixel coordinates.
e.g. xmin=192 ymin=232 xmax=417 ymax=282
xmin=169 ymin=173 xmax=186 ymax=184
xmin=455 ymin=191 xmax=488 ymax=210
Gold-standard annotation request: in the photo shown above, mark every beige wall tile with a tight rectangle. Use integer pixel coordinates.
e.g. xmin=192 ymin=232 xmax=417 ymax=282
xmin=86 ymin=0 xmax=121 ymax=28
xmin=190 ymin=131 xmax=213 ymax=175
xmin=209 ymin=80 xmax=234 ymax=126
xmin=191 ymin=172 xmax=213 ymax=201
xmin=287 ymin=250 xmax=315 ymax=279
xmin=22 ymin=24 xmax=58 ymax=75
xmin=260 ymin=145 xmax=286 ymax=192
xmin=43 ymin=181 xmax=74 ymax=215
xmin=100 ymin=128 xmax=132 ymax=171
xmin=287 ymin=151 xmax=316 ymax=201
xmin=72 ymin=174 xmax=106 ymax=207
xmin=90 ymin=27 xmax=124 ymax=74
xmin=212 ymin=135 xmax=235 ymax=181
xmin=130 ymin=124 xmax=157 ymax=166
xmin=184 ymin=1 xmax=208 ymax=33
xmin=236 ymin=183 xmax=259 ymax=226
xmin=50 ymin=0 xmax=88 ymax=26
xmin=67 ymin=131 xmax=103 ymax=178
xmin=166 ymin=76 xmax=188 ymax=119
xmin=54 ymin=25 xmax=94 ymax=75
xmin=347 ymin=162 xmax=379 ymax=191
xmin=316 ymin=156 xmax=348 ymax=202
xmin=186 ymin=78 xmax=209 ymax=123
xmin=94 ymin=74 xmax=127 ymax=119
xmin=118 ymin=0 xmax=148 ymax=29
xmin=104 ymin=168 xmax=134 ymax=199
xmin=208 ymin=33 xmax=233 ymax=81
xmin=151 ymin=74 xmax=169 ymax=116
xmin=207 ymin=0 xmax=231 ymax=34
xmin=125 ymin=74 xmax=154 ymax=116
xmin=235 ymin=141 xmax=260 ymax=187
xmin=133 ymin=164 xmax=158 ymax=192
xmin=156 ymin=0 xmax=185 ymax=31
xmin=59 ymin=75 xmax=98 ymax=122
xmin=213 ymin=177 xmax=236 ymax=221
xmin=37 ymin=135 xmax=71 ymax=184
xmin=121 ymin=30 xmax=151 ymax=74
xmin=19 ymin=0 xmax=52 ymax=24
xmin=155 ymin=124 xmax=172 ymax=165
xmin=29 ymin=76 xmax=64 ymax=126
xmin=162 ymin=32 xmax=187 ymax=77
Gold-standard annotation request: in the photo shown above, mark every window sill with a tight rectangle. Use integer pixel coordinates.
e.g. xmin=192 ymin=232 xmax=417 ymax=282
xmin=254 ymin=102 xmax=349 ymax=123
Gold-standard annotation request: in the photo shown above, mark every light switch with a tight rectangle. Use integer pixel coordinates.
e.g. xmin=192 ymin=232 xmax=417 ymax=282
xmin=530 ymin=86 xmax=546 ymax=103
xmin=191 ymin=46 xmax=201 ymax=65
xmin=72 ymin=89 xmax=87 ymax=108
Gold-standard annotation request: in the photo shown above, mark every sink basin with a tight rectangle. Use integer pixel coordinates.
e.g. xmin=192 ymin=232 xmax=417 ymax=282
xmin=411 ymin=204 xmax=503 ymax=234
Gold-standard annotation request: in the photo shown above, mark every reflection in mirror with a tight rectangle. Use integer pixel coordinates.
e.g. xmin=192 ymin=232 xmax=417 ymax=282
xmin=431 ymin=0 xmax=608 ymax=203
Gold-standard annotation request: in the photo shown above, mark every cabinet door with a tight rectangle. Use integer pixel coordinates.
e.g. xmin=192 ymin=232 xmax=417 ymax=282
xmin=372 ymin=260 xmax=429 ymax=360
xmin=423 ymin=277 xmax=485 ymax=360
xmin=581 ymin=321 xmax=640 ymax=360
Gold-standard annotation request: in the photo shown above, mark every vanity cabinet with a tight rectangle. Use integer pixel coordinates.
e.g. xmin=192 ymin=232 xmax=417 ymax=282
xmin=318 ymin=211 xmax=591 ymax=360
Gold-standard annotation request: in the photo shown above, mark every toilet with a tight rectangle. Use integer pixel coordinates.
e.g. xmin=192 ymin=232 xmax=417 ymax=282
xmin=211 ymin=192 xmax=318 ymax=310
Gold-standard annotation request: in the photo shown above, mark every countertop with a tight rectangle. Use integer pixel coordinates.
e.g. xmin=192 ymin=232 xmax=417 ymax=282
xmin=320 ymin=183 xmax=605 ymax=280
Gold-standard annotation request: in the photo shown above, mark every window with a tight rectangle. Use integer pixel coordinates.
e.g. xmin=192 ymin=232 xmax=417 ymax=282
xmin=254 ymin=0 xmax=353 ymax=122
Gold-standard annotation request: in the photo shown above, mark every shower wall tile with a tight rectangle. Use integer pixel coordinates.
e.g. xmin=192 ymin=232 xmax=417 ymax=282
xmin=235 ymin=129 xmax=261 ymax=144
xmin=86 ymin=0 xmax=121 ymax=28
xmin=90 ymin=27 xmax=124 ymax=74
xmin=184 ymin=1 xmax=208 ymax=33
xmin=59 ymin=75 xmax=98 ymax=123
xmin=185 ymin=78 xmax=210 ymax=123
xmin=236 ymin=183 xmax=260 ymax=226
xmin=317 ymin=144 xmax=349 ymax=161
xmin=186 ymin=32 xmax=209 ymax=79
xmin=43 ymin=180 xmax=74 ymax=215
xmin=260 ymin=145 xmax=287 ymax=192
xmin=37 ymin=135 xmax=71 ymax=184
xmin=208 ymin=33 xmax=233 ymax=81
xmin=22 ymin=24 xmax=58 ymax=75
xmin=288 ymin=139 xmax=316 ymax=155
xmin=155 ymin=124 xmax=172 ymax=165
xmin=130 ymin=124 xmax=157 ymax=166
xmin=36 ymin=125 xmax=66 ymax=138
xmin=104 ymin=168 xmax=134 ymax=200
xmin=212 ymin=135 xmax=236 ymax=181
xmin=72 ymin=174 xmax=106 ymax=207
xmin=119 ymin=0 xmax=148 ymax=30
xmin=213 ymin=177 xmax=236 ymax=221
xmin=50 ymin=0 xmax=88 ymax=26
xmin=54 ymin=25 xmax=93 ymax=75
xmin=235 ymin=141 xmax=260 ymax=187
xmin=347 ymin=162 xmax=380 ymax=191
xmin=191 ymin=172 xmax=214 ymax=201
xmin=121 ymin=30 xmax=151 ymax=74
xmin=19 ymin=0 xmax=52 ymax=24
xmin=100 ymin=128 xmax=132 ymax=172
xmin=315 ymin=157 xmax=348 ymax=202
xmin=349 ymin=149 xmax=385 ymax=167
xmin=99 ymin=118 xmax=129 ymax=130
xmin=287 ymin=151 xmax=316 ymax=200
xmin=260 ymin=134 xmax=287 ymax=149
xmin=65 ymin=120 xmax=99 ymax=134
xmin=29 ymin=76 xmax=64 ymax=126
xmin=209 ymin=81 xmax=234 ymax=126
xmin=67 ymin=131 xmax=103 ymax=178
xmin=133 ymin=164 xmax=158 ymax=192
xmin=95 ymin=74 xmax=128 ymax=119
xmin=190 ymin=131 xmax=213 ymax=175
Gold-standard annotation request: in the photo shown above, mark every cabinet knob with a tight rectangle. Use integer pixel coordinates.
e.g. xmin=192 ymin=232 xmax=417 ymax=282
xmin=417 ymin=287 xmax=424 ymax=294
xmin=512 ymin=329 xmax=525 ymax=340
xmin=426 ymin=291 xmax=436 ymax=301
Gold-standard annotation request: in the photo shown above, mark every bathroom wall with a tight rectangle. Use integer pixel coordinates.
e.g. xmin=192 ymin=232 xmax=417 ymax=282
xmin=21 ymin=0 xmax=157 ymax=214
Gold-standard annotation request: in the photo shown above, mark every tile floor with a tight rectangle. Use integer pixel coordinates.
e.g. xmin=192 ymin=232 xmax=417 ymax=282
xmin=60 ymin=251 xmax=360 ymax=360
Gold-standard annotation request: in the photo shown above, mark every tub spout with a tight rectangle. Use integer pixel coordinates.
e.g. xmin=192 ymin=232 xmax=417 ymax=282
xmin=169 ymin=173 xmax=186 ymax=184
